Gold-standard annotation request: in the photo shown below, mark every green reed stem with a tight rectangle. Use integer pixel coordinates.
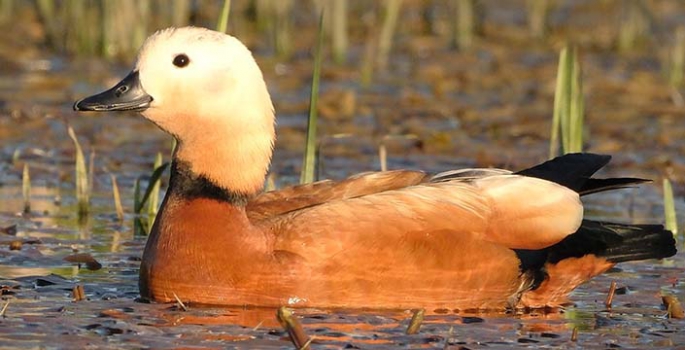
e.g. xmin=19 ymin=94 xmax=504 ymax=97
xmin=379 ymin=143 xmax=387 ymax=172
xmin=134 ymin=161 xmax=170 ymax=214
xmin=111 ymin=174 xmax=124 ymax=223
xmin=618 ymin=0 xmax=651 ymax=53
xmin=330 ymin=0 xmax=348 ymax=64
xmin=669 ymin=26 xmax=685 ymax=87
xmin=526 ymin=0 xmax=549 ymax=39
xmin=67 ymin=126 xmax=90 ymax=217
xmin=300 ymin=11 xmax=324 ymax=184
xmin=406 ymin=308 xmax=425 ymax=335
xmin=454 ymin=0 xmax=476 ymax=50
xmin=550 ymin=45 xmax=584 ymax=157
xmin=216 ymin=0 xmax=231 ymax=33
xmin=377 ymin=0 xmax=402 ymax=71
xmin=22 ymin=163 xmax=30 ymax=214
xmin=147 ymin=153 xmax=163 ymax=220
xmin=663 ymin=178 xmax=678 ymax=237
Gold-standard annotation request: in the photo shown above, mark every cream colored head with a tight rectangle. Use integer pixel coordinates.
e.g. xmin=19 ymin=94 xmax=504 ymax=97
xmin=136 ymin=27 xmax=275 ymax=195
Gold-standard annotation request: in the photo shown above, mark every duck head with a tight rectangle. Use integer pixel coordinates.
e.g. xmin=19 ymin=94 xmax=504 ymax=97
xmin=75 ymin=27 xmax=276 ymax=195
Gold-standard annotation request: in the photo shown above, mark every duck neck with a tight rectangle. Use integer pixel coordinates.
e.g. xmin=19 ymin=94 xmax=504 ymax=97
xmin=170 ymin=116 xmax=275 ymax=198
xmin=167 ymin=160 xmax=250 ymax=206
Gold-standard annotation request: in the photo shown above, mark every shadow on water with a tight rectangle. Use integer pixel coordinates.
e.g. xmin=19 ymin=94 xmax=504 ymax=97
xmin=1 ymin=1 xmax=684 ymax=349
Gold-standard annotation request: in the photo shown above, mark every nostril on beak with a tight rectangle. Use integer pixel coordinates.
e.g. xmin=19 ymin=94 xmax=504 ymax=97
xmin=115 ymin=85 xmax=129 ymax=97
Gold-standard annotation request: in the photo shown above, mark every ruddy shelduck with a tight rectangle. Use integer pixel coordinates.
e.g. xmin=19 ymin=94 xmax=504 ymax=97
xmin=74 ymin=27 xmax=676 ymax=311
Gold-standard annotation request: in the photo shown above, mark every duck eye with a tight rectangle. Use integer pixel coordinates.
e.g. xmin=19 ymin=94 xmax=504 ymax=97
xmin=173 ymin=54 xmax=190 ymax=68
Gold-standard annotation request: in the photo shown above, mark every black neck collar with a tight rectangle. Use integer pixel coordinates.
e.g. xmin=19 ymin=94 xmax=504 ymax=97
xmin=169 ymin=160 xmax=250 ymax=206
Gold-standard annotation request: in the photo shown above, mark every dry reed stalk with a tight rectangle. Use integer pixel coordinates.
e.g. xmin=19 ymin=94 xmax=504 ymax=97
xmin=172 ymin=292 xmax=188 ymax=311
xmin=406 ymin=308 xmax=425 ymax=334
xmin=110 ymin=174 xmax=124 ymax=223
xmin=277 ymin=307 xmax=311 ymax=349
xmin=663 ymin=295 xmax=684 ymax=319
xmin=604 ymin=281 xmax=616 ymax=310
xmin=22 ymin=163 xmax=30 ymax=214
xmin=72 ymin=285 xmax=85 ymax=301
xmin=0 ymin=299 xmax=9 ymax=317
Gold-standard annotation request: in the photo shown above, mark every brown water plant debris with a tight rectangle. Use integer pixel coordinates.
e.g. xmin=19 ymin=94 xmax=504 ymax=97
xmin=8 ymin=241 xmax=22 ymax=251
xmin=406 ymin=308 xmax=425 ymax=335
xmin=0 ymin=225 xmax=17 ymax=236
xmin=172 ymin=292 xmax=188 ymax=311
xmin=605 ymin=281 xmax=617 ymax=310
xmin=72 ymin=285 xmax=85 ymax=302
xmin=277 ymin=306 xmax=311 ymax=350
xmin=64 ymin=253 xmax=102 ymax=270
xmin=0 ymin=299 xmax=9 ymax=317
xmin=662 ymin=295 xmax=684 ymax=319
xmin=571 ymin=326 xmax=578 ymax=342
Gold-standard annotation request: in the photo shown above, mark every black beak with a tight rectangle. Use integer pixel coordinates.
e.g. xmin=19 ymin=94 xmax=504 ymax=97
xmin=74 ymin=71 xmax=153 ymax=112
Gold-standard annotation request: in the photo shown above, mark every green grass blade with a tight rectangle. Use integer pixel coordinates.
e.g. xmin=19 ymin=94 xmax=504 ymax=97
xmin=22 ymin=163 xmax=30 ymax=214
xmin=669 ymin=25 xmax=685 ymax=87
xmin=663 ymin=178 xmax=678 ymax=237
xmin=67 ymin=126 xmax=90 ymax=217
xmin=526 ymin=0 xmax=549 ymax=39
xmin=378 ymin=0 xmax=402 ymax=70
xmin=330 ymin=0 xmax=348 ymax=64
xmin=147 ymin=153 xmax=163 ymax=217
xmin=454 ymin=0 xmax=475 ymax=50
xmin=300 ymin=11 xmax=325 ymax=184
xmin=133 ymin=177 xmax=142 ymax=215
xmin=134 ymin=161 xmax=170 ymax=213
xmin=569 ymin=48 xmax=584 ymax=153
xmin=550 ymin=46 xmax=568 ymax=158
xmin=216 ymin=0 xmax=231 ymax=33
xmin=550 ymin=45 xmax=584 ymax=157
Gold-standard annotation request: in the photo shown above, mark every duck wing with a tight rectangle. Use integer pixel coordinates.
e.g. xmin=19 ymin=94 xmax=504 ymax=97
xmin=260 ymin=173 xmax=582 ymax=253
xmin=246 ymin=170 xmax=429 ymax=221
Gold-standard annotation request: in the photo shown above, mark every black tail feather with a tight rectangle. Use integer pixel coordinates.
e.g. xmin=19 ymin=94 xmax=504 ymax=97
xmin=516 ymin=153 xmax=648 ymax=196
xmin=578 ymin=177 xmax=650 ymax=196
xmin=516 ymin=153 xmax=610 ymax=192
xmin=515 ymin=220 xmax=676 ymax=284
xmin=548 ymin=220 xmax=676 ymax=264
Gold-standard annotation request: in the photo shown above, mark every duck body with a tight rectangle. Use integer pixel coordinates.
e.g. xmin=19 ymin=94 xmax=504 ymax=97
xmin=74 ymin=27 xmax=676 ymax=311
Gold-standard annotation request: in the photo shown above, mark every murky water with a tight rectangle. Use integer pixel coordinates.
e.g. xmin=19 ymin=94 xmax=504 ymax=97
xmin=2 ymin=2 xmax=685 ymax=349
